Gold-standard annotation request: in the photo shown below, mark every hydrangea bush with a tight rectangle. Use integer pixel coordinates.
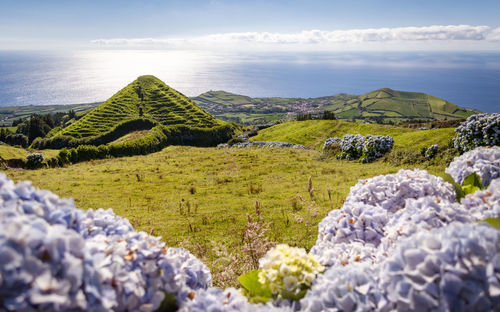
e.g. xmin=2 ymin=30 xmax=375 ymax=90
xmin=424 ymin=144 xmax=439 ymax=159
xmin=25 ymin=153 xmax=44 ymax=169
xmin=322 ymin=137 xmax=341 ymax=150
xmin=335 ymin=134 xmax=394 ymax=163
xmin=453 ymin=113 xmax=500 ymax=152
xmin=0 ymin=174 xmax=211 ymax=311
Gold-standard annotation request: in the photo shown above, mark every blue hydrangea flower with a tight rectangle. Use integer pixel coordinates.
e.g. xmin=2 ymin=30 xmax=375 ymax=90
xmin=453 ymin=113 xmax=500 ymax=152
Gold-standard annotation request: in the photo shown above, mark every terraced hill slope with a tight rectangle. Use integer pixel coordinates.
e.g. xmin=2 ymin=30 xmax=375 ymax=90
xmin=193 ymin=88 xmax=479 ymax=124
xmin=54 ymin=75 xmax=221 ymax=139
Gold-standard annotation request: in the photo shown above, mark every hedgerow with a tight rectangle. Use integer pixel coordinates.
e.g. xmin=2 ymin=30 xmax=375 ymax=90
xmin=54 ymin=123 xmax=237 ymax=165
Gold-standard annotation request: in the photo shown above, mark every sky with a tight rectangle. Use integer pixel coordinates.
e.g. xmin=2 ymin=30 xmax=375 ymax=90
xmin=1 ymin=0 xmax=500 ymax=51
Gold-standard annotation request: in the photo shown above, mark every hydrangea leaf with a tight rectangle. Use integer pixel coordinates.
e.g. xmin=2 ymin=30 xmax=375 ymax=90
xmin=154 ymin=292 xmax=178 ymax=312
xmin=238 ymin=270 xmax=273 ymax=302
xmin=440 ymin=173 xmax=466 ymax=202
xmin=482 ymin=217 xmax=500 ymax=230
xmin=280 ymin=285 xmax=309 ymax=301
xmin=462 ymin=172 xmax=483 ymax=195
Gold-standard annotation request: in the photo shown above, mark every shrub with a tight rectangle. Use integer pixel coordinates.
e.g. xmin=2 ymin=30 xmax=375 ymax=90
xmin=453 ymin=113 xmax=500 ymax=153
xmin=423 ymin=144 xmax=439 ymax=159
xmin=335 ymin=134 xmax=394 ymax=163
xmin=5 ymin=133 xmax=28 ymax=148
xmin=25 ymin=153 xmax=44 ymax=169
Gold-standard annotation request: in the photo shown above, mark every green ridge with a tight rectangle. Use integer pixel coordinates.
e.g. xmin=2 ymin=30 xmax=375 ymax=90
xmin=54 ymin=75 xmax=221 ymax=139
xmin=193 ymin=88 xmax=479 ymax=124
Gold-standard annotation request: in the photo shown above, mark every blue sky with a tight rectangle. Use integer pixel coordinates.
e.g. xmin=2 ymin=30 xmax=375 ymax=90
xmin=1 ymin=0 xmax=500 ymax=50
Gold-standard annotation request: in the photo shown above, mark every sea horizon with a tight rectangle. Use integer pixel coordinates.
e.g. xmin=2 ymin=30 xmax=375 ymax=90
xmin=0 ymin=50 xmax=499 ymax=113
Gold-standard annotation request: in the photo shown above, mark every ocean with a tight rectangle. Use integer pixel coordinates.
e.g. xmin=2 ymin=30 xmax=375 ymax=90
xmin=0 ymin=50 xmax=499 ymax=113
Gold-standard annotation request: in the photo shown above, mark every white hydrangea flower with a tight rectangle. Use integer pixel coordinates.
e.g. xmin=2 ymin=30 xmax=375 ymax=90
xmin=258 ymin=244 xmax=324 ymax=298
xmin=445 ymin=146 xmax=500 ymax=187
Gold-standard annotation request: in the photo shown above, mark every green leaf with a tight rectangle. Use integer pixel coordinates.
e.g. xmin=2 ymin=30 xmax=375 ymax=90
xmin=462 ymin=172 xmax=483 ymax=189
xmin=238 ymin=270 xmax=273 ymax=300
xmin=440 ymin=173 xmax=466 ymax=202
xmin=462 ymin=172 xmax=483 ymax=195
xmin=280 ymin=285 xmax=309 ymax=301
xmin=483 ymin=217 xmax=500 ymax=230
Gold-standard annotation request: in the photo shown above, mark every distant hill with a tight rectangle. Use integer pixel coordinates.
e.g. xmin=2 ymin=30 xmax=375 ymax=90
xmin=193 ymin=88 xmax=479 ymax=124
xmin=54 ymin=75 xmax=221 ymax=139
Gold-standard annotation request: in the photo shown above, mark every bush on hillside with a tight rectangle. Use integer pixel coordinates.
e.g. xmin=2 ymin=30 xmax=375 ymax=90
xmin=25 ymin=153 xmax=44 ymax=169
xmin=453 ymin=113 xmax=500 ymax=153
xmin=335 ymin=134 xmax=394 ymax=163
xmin=423 ymin=144 xmax=439 ymax=159
xmin=5 ymin=133 xmax=29 ymax=148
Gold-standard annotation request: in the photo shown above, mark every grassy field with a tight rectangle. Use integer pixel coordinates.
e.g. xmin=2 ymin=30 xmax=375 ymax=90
xmin=252 ymin=120 xmax=455 ymax=150
xmin=3 ymin=141 xmax=450 ymax=286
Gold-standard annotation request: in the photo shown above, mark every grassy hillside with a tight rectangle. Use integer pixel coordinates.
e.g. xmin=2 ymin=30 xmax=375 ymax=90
xmin=252 ymin=120 xmax=455 ymax=150
xmin=0 ymin=144 xmax=59 ymax=159
xmin=193 ymin=88 xmax=478 ymax=125
xmin=4 ymin=143 xmax=450 ymax=286
xmin=54 ymin=75 xmax=221 ymax=139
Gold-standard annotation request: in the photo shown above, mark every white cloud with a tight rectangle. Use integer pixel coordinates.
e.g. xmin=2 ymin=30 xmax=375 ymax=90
xmin=91 ymin=25 xmax=499 ymax=50
xmin=486 ymin=27 xmax=500 ymax=41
